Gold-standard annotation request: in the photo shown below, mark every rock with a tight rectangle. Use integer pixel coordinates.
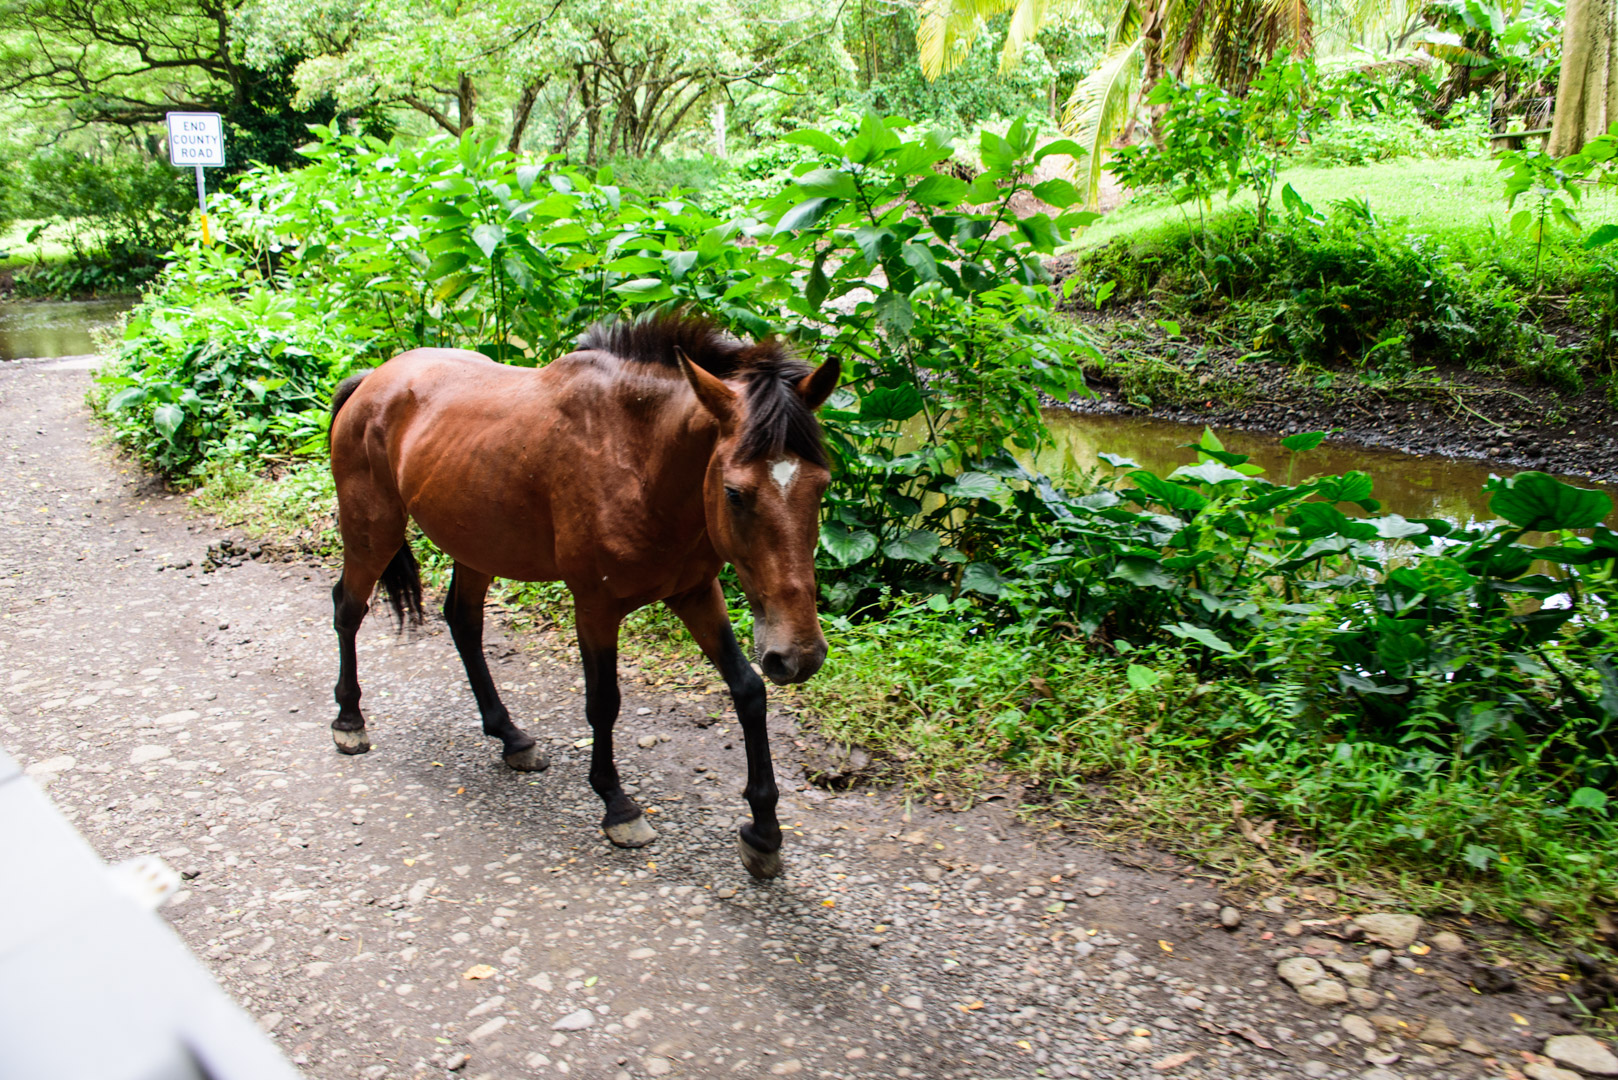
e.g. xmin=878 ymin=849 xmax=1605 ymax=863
xmin=644 ymin=1057 xmax=672 ymax=1077
xmin=1368 ymin=949 xmax=1393 ymax=968
xmin=1417 ymin=1019 xmax=1459 ymax=1047
xmin=1430 ymin=930 xmax=1466 ymax=954
xmin=1360 ymin=1069 xmax=1404 ymax=1080
xmin=24 ymin=755 xmax=75 ymax=775
xmin=1369 ymin=1014 xmax=1404 ymax=1035
xmin=1471 ymin=963 xmax=1518 ymax=994
xmin=1544 ymin=1035 xmax=1618 ymax=1076
xmin=1354 ymin=914 xmax=1423 ymax=950
xmin=552 ymin=1009 xmax=595 ymax=1031
xmin=636 ymin=735 xmax=658 ymax=749
xmin=1278 ymin=957 xmax=1328 ymax=988
xmin=1298 ymin=980 xmax=1349 ymax=1007
xmin=1525 ymin=1065 xmax=1584 ymax=1080
xmin=1303 ymin=1062 xmax=1331 ymax=1078
xmin=445 ymin=1054 xmax=470 ymax=1071
xmin=1350 ymin=989 xmax=1382 ymax=1009
xmin=1219 ymin=906 xmax=1242 ymax=929
xmin=1325 ymin=960 xmax=1372 ymax=988
xmin=468 ymin=1016 xmax=507 ymax=1042
xmin=1342 ymin=1015 xmax=1378 ymax=1043
xmin=1459 ymin=1038 xmax=1490 ymax=1056
xmin=129 ymin=745 xmax=171 ymax=764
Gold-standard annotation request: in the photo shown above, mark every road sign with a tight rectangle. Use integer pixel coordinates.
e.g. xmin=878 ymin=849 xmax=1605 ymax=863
xmin=165 ymin=112 xmax=224 ymax=167
xmin=165 ymin=112 xmax=224 ymax=245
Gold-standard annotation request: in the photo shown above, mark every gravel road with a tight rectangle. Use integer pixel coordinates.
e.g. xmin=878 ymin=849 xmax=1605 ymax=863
xmin=0 ymin=359 xmax=1602 ymax=1080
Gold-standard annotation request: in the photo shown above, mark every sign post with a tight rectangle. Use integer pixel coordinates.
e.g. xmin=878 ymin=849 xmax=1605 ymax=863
xmin=165 ymin=112 xmax=225 ymax=245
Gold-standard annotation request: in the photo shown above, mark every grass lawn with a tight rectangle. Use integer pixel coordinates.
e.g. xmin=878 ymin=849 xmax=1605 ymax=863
xmin=0 ymin=219 xmax=74 ymax=267
xmin=1076 ymin=157 xmax=1618 ymax=254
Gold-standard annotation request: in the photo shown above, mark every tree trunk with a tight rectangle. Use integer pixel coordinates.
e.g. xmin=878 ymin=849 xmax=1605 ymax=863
xmin=1550 ymin=0 xmax=1618 ymax=156
xmin=508 ymin=79 xmax=544 ymax=153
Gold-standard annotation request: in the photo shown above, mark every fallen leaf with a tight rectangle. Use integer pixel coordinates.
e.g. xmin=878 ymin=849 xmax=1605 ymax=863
xmin=822 ymin=898 xmax=835 ymax=907
xmin=463 ymin=964 xmax=496 ymax=980
xmin=1158 ymin=939 xmax=1174 ymax=953
xmin=1153 ymin=1051 xmax=1199 ymax=1071
xmin=959 ymin=1000 xmax=984 ymax=1011
xmin=572 ymin=737 xmax=592 ymax=748
xmin=1409 ymin=943 xmax=1431 ymax=955
xmin=1046 ymin=902 xmax=1066 ymax=914
xmin=1199 ymin=1021 xmax=1277 ymax=1052
xmin=584 ymin=975 xmax=597 ymax=987
xmin=1510 ymin=1013 xmax=1529 ymax=1025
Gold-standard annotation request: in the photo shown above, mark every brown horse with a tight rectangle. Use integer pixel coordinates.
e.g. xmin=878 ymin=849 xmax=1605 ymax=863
xmin=326 ymin=315 xmax=838 ymax=878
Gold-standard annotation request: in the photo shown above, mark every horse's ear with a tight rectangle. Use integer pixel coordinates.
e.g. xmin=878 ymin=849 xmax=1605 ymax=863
xmin=676 ymin=348 xmax=738 ymax=426
xmin=796 ymin=356 xmax=841 ymax=410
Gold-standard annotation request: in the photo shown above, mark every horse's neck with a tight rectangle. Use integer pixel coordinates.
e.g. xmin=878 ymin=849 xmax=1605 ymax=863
xmin=620 ymin=377 xmax=719 ymax=518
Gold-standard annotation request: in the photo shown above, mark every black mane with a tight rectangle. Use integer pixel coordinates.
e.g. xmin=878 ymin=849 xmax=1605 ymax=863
xmin=577 ymin=315 xmax=827 ymax=467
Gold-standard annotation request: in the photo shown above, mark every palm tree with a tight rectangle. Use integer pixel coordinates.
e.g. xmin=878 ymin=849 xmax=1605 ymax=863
xmin=918 ymin=0 xmax=1317 ymax=203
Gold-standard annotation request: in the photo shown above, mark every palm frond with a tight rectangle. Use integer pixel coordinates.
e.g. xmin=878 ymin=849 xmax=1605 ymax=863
xmin=917 ymin=0 xmax=1017 ymax=80
xmin=999 ymin=0 xmax=1050 ymax=72
xmin=1061 ymin=36 xmax=1146 ymax=207
xmin=1106 ymin=0 xmax=1144 ymax=49
xmin=1261 ymin=0 xmax=1314 ymax=53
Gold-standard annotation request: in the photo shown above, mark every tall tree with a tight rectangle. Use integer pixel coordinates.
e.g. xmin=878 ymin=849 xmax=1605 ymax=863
xmin=1549 ymin=0 xmax=1618 ymax=156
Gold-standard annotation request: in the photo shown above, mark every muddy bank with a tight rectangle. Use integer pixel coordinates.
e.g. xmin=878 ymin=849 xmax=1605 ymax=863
xmin=1062 ymin=318 xmax=1618 ymax=485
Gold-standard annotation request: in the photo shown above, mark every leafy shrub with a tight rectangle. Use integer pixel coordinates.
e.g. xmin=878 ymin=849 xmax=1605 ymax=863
xmin=1301 ymin=100 xmax=1489 ymax=167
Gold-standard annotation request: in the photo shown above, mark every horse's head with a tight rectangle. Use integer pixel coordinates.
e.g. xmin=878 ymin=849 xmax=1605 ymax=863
xmin=678 ymin=349 xmax=839 ymax=685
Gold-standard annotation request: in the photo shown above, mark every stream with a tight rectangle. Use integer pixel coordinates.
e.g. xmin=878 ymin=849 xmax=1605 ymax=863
xmin=0 ymin=297 xmax=133 ymax=361
xmin=5 ymin=298 xmax=1612 ymax=529
xmin=1043 ymin=410 xmax=1618 ymax=530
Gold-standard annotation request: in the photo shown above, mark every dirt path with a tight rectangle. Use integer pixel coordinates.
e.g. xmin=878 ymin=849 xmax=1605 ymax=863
xmin=0 ymin=361 xmax=1594 ymax=1080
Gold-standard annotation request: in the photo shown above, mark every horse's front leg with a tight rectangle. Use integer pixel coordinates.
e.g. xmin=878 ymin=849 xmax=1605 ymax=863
xmin=576 ymin=600 xmax=657 ymax=848
xmin=666 ymin=580 xmax=781 ymax=880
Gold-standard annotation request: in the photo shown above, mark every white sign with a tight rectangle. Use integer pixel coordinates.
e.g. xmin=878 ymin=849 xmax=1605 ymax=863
xmin=166 ymin=112 xmax=225 ymax=167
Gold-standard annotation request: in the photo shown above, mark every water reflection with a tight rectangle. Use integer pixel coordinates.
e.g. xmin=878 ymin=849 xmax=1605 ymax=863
xmin=1042 ymin=411 xmax=1618 ymax=529
xmin=0 ymin=298 xmax=134 ymax=361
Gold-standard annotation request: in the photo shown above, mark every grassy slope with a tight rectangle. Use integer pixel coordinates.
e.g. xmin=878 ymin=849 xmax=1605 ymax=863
xmin=1076 ymin=157 xmax=1618 ymax=257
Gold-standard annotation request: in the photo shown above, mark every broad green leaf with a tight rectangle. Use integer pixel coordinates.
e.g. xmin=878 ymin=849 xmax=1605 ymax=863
xmin=1281 ymin=431 xmax=1326 ymax=452
xmin=1126 ymin=664 xmax=1161 ymax=691
xmin=883 ymin=529 xmax=941 ymax=563
xmin=1109 ymin=557 xmax=1172 ymax=589
xmin=612 ymin=278 xmax=674 ymax=301
xmin=773 ymin=197 xmax=835 ymax=234
xmin=153 ymin=403 xmax=185 ymax=441
xmin=854 ymin=226 xmax=895 ymax=265
xmin=1098 ymin=452 xmax=1139 ymax=469
xmin=1571 ymin=787 xmax=1609 ymax=811
xmin=106 ymin=387 xmax=146 ymax=412
xmin=471 ymin=223 xmax=504 ymax=258
xmin=425 ymin=251 xmax=470 ymax=278
xmin=961 ymin=561 xmax=1007 ymax=596
xmin=796 ymin=168 xmax=856 ymax=200
xmin=901 ymin=242 xmax=940 ymax=282
xmin=1162 ymin=622 xmax=1235 ymax=654
xmin=1317 ymin=472 xmax=1374 ymax=504
xmin=1170 ymin=461 xmax=1249 ymax=486
xmin=942 ymin=472 xmax=1004 ymax=500
xmin=1585 ymin=223 xmax=1618 ymax=250
xmin=1032 ymin=178 xmax=1082 ymax=208
xmin=875 ymin=290 xmax=914 ymax=334
xmin=1487 ymin=471 xmax=1613 ymax=530
xmin=1365 ymin=514 xmax=1428 ymax=539
xmin=781 ymin=128 xmax=845 ymax=158
xmin=911 ymin=174 xmax=969 ymax=206
xmin=819 ymin=522 xmax=877 ymax=566
xmin=857 ymin=385 xmax=923 ymax=422
xmin=1128 ymin=471 xmax=1210 ymax=515
xmin=1034 ymin=138 xmax=1085 ymax=163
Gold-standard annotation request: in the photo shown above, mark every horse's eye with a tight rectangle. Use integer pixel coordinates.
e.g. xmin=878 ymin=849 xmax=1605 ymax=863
xmin=725 ymin=487 xmax=744 ymax=508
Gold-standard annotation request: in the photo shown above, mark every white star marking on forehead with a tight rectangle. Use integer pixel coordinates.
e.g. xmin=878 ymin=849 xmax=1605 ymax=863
xmin=770 ymin=458 xmax=800 ymax=494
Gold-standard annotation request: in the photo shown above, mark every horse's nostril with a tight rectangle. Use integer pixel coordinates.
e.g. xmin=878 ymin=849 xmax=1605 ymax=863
xmin=761 ymin=650 xmax=796 ymax=682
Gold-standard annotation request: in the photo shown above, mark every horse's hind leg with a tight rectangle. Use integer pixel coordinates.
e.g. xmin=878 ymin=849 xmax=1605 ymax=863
xmin=332 ymin=559 xmax=385 ymax=755
xmin=575 ymin=601 xmax=656 ymax=848
xmin=444 ymin=562 xmax=548 ymax=772
xmin=331 ymin=486 xmax=413 ymax=755
xmin=666 ymin=580 xmax=781 ymax=880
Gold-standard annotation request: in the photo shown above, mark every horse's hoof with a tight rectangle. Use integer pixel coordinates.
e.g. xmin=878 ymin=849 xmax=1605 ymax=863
xmin=604 ymin=815 xmax=658 ymax=848
xmin=737 ymin=833 xmax=783 ymax=880
xmin=333 ymin=728 xmax=370 ymax=755
xmin=504 ymin=745 xmax=550 ymax=772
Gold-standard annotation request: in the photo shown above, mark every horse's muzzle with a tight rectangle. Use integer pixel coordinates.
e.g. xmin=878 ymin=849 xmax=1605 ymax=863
xmin=761 ymin=642 xmax=827 ymax=685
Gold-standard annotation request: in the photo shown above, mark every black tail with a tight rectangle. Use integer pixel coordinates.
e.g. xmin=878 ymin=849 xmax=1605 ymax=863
xmin=377 ymin=543 xmax=425 ymax=627
xmin=329 ymin=370 xmax=374 ymax=437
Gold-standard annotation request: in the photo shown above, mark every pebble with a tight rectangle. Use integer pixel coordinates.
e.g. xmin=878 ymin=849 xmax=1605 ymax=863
xmin=128 ymin=744 xmax=171 ymax=764
xmin=1219 ymin=906 xmax=1242 ymax=929
xmin=1342 ymin=1014 xmax=1377 ymax=1043
xmin=1417 ymin=1018 xmax=1458 ymax=1047
xmin=1297 ymin=980 xmax=1348 ymax=1007
xmin=1353 ymin=914 xmax=1423 ymax=950
xmin=1325 ymin=959 xmax=1371 ymax=988
xmin=643 ymin=1057 xmax=671 ymax=1077
xmin=552 ymin=1009 xmax=595 ymax=1031
xmin=1545 ymin=1034 xmax=1618 ymax=1076
xmin=1459 ymin=1037 xmax=1491 ymax=1056
xmin=1367 ymin=949 xmax=1392 ymax=968
xmin=1430 ymin=930 xmax=1466 ymax=953
xmin=637 ymin=735 xmax=658 ymax=748
xmin=1278 ymin=957 xmax=1327 ymax=988
xmin=1349 ymin=988 xmax=1381 ymax=1009
xmin=24 ymin=755 xmax=75 ymax=775
xmin=1525 ymin=1064 xmax=1585 ymax=1080
xmin=1360 ymin=1070 xmax=1404 ymax=1080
